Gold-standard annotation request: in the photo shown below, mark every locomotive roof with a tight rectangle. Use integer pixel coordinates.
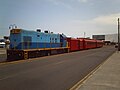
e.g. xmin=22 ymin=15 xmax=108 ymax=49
xmin=10 ymin=29 xmax=67 ymax=38
xmin=19 ymin=29 xmax=60 ymax=35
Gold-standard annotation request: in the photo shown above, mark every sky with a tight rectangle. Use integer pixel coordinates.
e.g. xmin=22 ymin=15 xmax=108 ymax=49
xmin=0 ymin=0 xmax=120 ymax=38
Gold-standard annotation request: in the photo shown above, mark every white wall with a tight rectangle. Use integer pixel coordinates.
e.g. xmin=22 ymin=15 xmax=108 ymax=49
xmin=105 ymin=34 xmax=118 ymax=43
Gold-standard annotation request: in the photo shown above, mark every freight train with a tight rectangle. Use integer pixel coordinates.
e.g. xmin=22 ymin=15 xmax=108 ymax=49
xmin=7 ymin=28 xmax=104 ymax=61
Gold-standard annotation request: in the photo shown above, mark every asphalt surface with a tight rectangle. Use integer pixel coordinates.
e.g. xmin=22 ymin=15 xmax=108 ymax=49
xmin=76 ymin=51 xmax=120 ymax=90
xmin=0 ymin=46 xmax=115 ymax=90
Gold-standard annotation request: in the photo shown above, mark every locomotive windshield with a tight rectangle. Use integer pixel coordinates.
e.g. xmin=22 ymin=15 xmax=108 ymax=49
xmin=10 ymin=29 xmax=21 ymax=34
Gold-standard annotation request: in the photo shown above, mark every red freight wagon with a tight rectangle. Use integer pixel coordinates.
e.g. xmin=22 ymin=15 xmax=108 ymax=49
xmin=96 ymin=40 xmax=104 ymax=48
xmin=77 ymin=38 xmax=84 ymax=50
xmin=84 ymin=39 xmax=97 ymax=49
xmin=67 ymin=38 xmax=79 ymax=51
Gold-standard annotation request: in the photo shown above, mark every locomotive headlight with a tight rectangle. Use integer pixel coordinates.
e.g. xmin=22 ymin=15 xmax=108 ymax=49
xmin=19 ymin=54 xmax=21 ymax=56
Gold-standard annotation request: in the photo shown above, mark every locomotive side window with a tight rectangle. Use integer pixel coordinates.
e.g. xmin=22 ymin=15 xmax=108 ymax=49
xmin=50 ymin=38 xmax=51 ymax=43
xmin=37 ymin=35 xmax=40 ymax=37
xmin=55 ymin=38 xmax=57 ymax=43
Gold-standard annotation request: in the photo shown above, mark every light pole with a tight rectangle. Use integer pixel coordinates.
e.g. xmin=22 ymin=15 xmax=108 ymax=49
xmin=118 ymin=18 xmax=120 ymax=51
xmin=9 ymin=24 xmax=17 ymax=29
xmin=84 ymin=32 xmax=86 ymax=38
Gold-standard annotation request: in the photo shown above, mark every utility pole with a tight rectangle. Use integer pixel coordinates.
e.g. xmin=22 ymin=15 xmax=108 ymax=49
xmin=118 ymin=18 xmax=120 ymax=51
xmin=84 ymin=32 xmax=86 ymax=38
xmin=9 ymin=24 xmax=17 ymax=30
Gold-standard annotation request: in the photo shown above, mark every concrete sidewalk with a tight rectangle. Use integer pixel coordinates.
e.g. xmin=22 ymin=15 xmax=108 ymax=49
xmin=76 ymin=51 xmax=120 ymax=90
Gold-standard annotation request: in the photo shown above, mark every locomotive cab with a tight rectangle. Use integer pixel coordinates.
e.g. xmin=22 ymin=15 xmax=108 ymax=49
xmin=60 ymin=34 xmax=67 ymax=47
xmin=10 ymin=29 xmax=22 ymax=49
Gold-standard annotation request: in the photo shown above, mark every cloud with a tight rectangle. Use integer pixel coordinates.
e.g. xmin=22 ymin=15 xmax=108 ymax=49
xmin=78 ymin=0 xmax=88 ymax=3
xmin=92 ymin=13 xmax=120 ymax=25
xmin=47 ymin=0 xmax=72 ymax=9
xmin=48 ymin=0 xmax=60 ymax=5
xmin=47 ymin=0 xmax=89 ymax=8
xmin=84 ymin=13 xmax=120 ymax=25
xmin=55 ymin=13 xmax=120 ymax=37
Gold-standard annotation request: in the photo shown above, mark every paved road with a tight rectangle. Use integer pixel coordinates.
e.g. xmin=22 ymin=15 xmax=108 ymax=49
xmin=0 ymin=46 xmax=115 ymax=90
xmin=76 ymin=50 xmax=120 ymax=90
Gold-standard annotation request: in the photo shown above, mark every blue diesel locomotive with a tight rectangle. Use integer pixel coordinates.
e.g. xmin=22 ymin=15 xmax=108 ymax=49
xmin=7 ymin=29 xmax=69 ymax=60
xmin=10 ymin=29 xmax=67 ymax=49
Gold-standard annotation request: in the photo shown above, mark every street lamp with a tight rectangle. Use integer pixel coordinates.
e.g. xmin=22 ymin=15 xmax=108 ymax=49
xmin=9 ymin=24 xmax=17 ymax=29
xmin=84 ymin=32 xmax=86 ymax=38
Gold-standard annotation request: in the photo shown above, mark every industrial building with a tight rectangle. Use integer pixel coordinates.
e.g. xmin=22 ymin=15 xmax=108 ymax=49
xmin=105 ymin=34 xmax=118 ymax=43
xmin=92 ymin=34 xmax=118 ymax=44
xmin=92 ymin=35 xmax=105 ymax=40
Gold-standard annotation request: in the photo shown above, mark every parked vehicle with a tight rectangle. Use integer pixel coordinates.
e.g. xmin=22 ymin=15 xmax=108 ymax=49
xmin=0 ymin=39 xmax=5 ymax=48
xmin=115 ymin=43 xmax=118 ymax=48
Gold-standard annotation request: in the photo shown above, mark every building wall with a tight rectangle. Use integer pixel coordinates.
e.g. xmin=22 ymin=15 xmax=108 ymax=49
xmin=105 ymin=34 xmax=118 ymax=43
xmin=92 ymin=35 xmax=105 ymax=40
xmin=92 ymin=34 xmax=118 ymax=43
